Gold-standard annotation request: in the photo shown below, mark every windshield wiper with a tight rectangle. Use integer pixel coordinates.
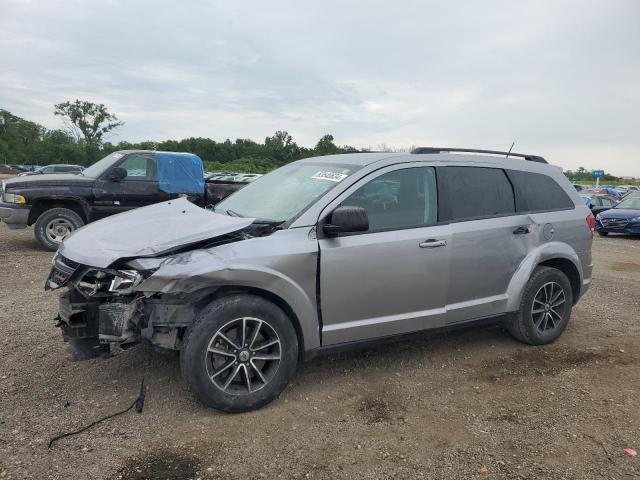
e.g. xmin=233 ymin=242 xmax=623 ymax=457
xmin=252 ymin=218 xmax=285 ymax=227
xmin=225 ymin=209 xmax=244 ymax=217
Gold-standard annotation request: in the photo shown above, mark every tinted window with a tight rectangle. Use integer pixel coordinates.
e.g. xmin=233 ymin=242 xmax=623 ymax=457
xmin=437 ymin=167 xmax=515 ymax=222
xmin=340 ymin=167 xmax=437 ymax=231
xmin=119 ymin=155 xmax=157 ymax=181
xmin=507 ymin=170 xmax=574 ymax=212
xmin=601 ymin=198 xmax=614 ymax=206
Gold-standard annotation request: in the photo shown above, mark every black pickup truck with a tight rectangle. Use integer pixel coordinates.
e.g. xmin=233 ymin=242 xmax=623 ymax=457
xmin=0 ymin=150 xmax=255 ymax=250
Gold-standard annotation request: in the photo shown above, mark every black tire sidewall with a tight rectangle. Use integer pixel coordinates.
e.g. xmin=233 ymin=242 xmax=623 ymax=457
xmin=180 ymin=294 xmax=298 ymax=413
xmin=518 ymin=267 xmax=573 ymax=344
xmin=34 ymin=208 xmax=84 ymax=251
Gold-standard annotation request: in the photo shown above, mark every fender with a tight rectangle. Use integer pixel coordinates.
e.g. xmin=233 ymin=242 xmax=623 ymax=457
xmin=29 ymin=195 xmax=92 ymax=224
xmin=136 ymin=250 xmax=320 ymax=351
xmin=505 ymin=241 xmax=583 ymax=312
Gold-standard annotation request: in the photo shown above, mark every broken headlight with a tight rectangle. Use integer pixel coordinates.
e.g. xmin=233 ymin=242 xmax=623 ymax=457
xmin=74 ymin=269 xmax=144 ymax=297
xmin=109 ymin=270 xmax=143 ymax=295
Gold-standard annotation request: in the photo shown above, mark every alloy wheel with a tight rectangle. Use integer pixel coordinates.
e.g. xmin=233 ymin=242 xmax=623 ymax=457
xmin=531 ymin=281 xmax=566 ymax=333
xmin=205 ymin=317 xmax=281 ymax=395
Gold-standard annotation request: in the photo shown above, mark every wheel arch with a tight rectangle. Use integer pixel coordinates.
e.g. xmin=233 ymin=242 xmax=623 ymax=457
xmin=138 ymin=262 xmax=321 ymax=357
xmin=205 ymin=286 xmax=308 ymax=362
xmin=537 ymin=258 xmax=581 ymax=305
xmin=506 ymin=243 xmax=584 ymax=311
xmin=28 ymin=197 xmax=90 ymax=225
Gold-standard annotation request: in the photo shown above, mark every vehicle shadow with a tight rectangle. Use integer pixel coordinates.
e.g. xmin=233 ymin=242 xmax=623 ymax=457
xmin=298 ymin=320 xmax=514 ymax=379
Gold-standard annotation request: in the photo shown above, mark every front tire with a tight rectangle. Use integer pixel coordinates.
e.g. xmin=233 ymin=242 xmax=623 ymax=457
xmin=34 ymin=207 xmax=84 ymax=251
xmin=508 ymin=266 xmax=573 ymax=345
xmin=180 ymin=294 xmax=298 ymax=412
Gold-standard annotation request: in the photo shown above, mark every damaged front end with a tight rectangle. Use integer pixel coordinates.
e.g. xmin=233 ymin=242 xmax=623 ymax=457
xmin=48 ymin=252 xmax=218 ymax=360
xmin=48 ymin=254 xmax=153 ymax=360
xmin=45 ymin=198 xmax=286 ymax=361
xmin=46 ymin=225 xmax=277 ymax=361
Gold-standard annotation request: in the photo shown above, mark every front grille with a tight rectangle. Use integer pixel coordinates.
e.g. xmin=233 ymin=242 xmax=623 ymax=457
xmin=46 ymin=255 xmax=81 ymax=289
xmin=601 ymin=218 xmax=628 ymax=229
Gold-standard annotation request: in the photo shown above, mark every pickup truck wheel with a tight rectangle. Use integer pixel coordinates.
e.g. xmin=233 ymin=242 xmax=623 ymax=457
xmin=34 ymin=208 xmax=85 ymax=251
xmin=180 ymin=294 xmax=298 ymax=412
xmin=508 ymin=266 xmax=573 ymax=345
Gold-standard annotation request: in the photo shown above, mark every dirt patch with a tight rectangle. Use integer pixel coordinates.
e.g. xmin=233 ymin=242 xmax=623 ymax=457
xmin=610 ymin=261 xmax=640 ymax=272
xmin=486 ymin=407 xmax=527 ymax=425
xmin=117 ymin=450 xmax=201 ymax=480
xmin=357 ymin=389 xmax=406 ymax=424
xmin=477 ymin=347 xmax=630 ymax=382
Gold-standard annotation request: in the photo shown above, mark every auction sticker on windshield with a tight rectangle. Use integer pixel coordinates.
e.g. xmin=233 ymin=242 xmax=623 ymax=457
xmin=312 ymin=171 xmax=348 ymax=182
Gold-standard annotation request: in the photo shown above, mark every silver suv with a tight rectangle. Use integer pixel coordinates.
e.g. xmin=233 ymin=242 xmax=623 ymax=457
xmin=47 ymin=148 xmax=594 ymax=412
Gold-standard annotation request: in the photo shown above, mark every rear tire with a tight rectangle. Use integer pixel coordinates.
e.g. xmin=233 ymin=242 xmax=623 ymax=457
xmin=508 ymin=266 xmax=573 ymax=345
xmin=180 ymin=294 xmax=298 ymax=412
xmin=34 ymin=207 xmax=84 ymax=251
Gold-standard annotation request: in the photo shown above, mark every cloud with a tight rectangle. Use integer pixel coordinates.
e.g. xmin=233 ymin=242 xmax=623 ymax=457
xmin=1 ymin=0 xmax=639 ymax=175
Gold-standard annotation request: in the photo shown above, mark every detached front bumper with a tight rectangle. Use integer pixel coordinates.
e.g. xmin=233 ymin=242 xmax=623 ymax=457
xmin=0 ymin=202 xmax=30 ymax=229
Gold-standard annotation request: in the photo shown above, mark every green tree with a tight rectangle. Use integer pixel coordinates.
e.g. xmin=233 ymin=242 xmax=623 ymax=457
xmin=54 ymin=100 xmax=123 ymax=164
xmin=264 ymin=131 xmax=300 ymax=163
xmin=314 ymin=134 xmax=340 ymax=156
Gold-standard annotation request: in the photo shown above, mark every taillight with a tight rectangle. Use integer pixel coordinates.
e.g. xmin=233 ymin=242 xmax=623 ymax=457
xmin=587 ymin=213 xmax=595 ymax=234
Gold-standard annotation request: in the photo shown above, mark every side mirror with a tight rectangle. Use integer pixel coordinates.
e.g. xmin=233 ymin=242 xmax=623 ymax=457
xmin=323 ymin=206 xmax=369 ymax=235
xmin=107 ymin=167 xmax=127 ymax=182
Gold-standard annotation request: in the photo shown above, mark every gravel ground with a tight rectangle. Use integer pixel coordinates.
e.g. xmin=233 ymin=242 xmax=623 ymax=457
xmin=0 ymin=226 xmax=638 ymax=479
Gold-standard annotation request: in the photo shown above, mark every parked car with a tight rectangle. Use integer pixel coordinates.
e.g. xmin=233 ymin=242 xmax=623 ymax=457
xmin=0 ymin=165 xmax=21 ymax=175
xmin=595 ymin=193 xmax=640 ymax=236
xmin=46 ymin=147 xmax=593 ymax=412
xmin=582 ymin=187 xmax=622 ymax=197
xmin=616 ymin=185 xmax=639 ymax=194
xmin=580 ymin=194 xmax=618 ymax=215
xmin=18 ymin=164 xmax=84 ymax=176
xmin=205 ymin=172 xmax=263 ymax=204
xmin=0 ymin=150 xmax=256 ymax=251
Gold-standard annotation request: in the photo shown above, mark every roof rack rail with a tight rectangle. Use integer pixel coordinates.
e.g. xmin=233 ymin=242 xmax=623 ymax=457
xmin=410 ymin=147 xmax=547 ymax=164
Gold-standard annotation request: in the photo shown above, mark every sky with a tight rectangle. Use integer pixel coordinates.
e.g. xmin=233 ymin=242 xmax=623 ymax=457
xmin=1 ymin=0 xmax=639 ymax=176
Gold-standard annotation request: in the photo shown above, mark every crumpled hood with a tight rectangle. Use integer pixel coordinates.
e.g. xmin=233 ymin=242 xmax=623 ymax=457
xmin=598 ymin=208 xmax=640 ymax=219
xmin=58 ymin=197 xmax=254 ymax=268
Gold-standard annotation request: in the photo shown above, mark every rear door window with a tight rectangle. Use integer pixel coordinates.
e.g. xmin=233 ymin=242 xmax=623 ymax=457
xmin=506 ymin=170 xmax=574 ymax=212
xmin=437 ymin=166 xmax=515 ymax=222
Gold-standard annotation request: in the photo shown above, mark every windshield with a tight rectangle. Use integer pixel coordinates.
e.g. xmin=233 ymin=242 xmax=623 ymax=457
xmin=614 ymin=195 xmax=640 ymax=210
xmin=216 ymin=162 xmax=361 ymax=222
xmin=81 ymin=152 xmax=125 ymax=178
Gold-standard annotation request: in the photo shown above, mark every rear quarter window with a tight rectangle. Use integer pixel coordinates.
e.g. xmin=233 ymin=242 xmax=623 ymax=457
xmin=506 ymin=170 xmax=574 ymax=212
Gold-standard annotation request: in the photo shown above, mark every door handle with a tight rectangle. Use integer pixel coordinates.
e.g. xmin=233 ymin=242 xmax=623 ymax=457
xmin=513 ymin=226 xmax=531 ymax=235
xmin=419 ymin=239 xmax=447 ymax=248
